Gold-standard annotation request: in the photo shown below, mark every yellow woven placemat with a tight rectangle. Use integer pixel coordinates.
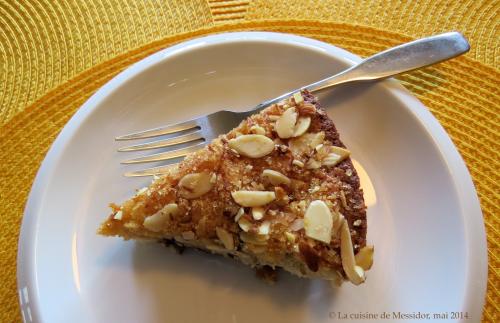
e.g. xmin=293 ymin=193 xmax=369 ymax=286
xmin=0 ymin=1 xmax=498 ymax=322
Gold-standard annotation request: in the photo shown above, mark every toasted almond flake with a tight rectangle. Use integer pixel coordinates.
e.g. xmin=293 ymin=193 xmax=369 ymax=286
xmin=293 ymin=92 xmax=304 ymax=104
xmin=238 ymin=217 xmax=252 ymax=232
xmin=289 ymin=132 xmax=325 ymax=156
xmin=258 ymin=221 xmax=271 ymax=235
xmin=250 ymin=125 xmax=266 ymax=135
xmin=355 ymin=245 xmax=374 ymax=270
xmin=113 ymin=210 xmax=123 ymax=220
xmin=216 ymin=227 xmax=235 ymax=250
xmin=292 ymin=117 xmax=311 ymax=137
xmin=179 ymin=172 xmax=214 ymax=199
xmin=340 ymin=219 xmax=366 ymax=285
xmin=234 ymin=207 xmax=245 ymax=222
xmin=275 ymin=107 xmax=297 ymax=139
xmin=181 ymin=231 xmax=195 ymax=240
xmin=323 ymin=146 xmax=350 ymax=167
xmin=306 ymin=158 xmax=321 ymax=169
xmin=262 ymin=169 xmax=291 ymax=186
xmin=143 ymin=203 xmax=179 ymax=232
xmin=299 ymin=102 xmax=316 ymax=115
xmin=231 ymin=191 xmax=276 ymax=207
xmin=228 ymin=134 xmax=275 ymax=158
xmin=292 ymin=159 xmax=304 ymax=167
xmin=252 ymin=207 xmax=265 ymax=220
xmin=268 ymin=115 xmax=280 ymax=121
xmin=310 ymin=132 xmax=325 ymax=148
xmin=289 ymin=218 xmax=304 ymax=231
xmin=304 ymin=200 xmax=334 ymax=243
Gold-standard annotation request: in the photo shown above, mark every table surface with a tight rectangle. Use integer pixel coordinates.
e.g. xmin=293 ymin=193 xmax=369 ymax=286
xmin=0 ymin=1 xmax=498 ymax=322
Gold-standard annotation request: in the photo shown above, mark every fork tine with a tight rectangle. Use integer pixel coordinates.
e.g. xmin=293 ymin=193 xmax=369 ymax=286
xmin=118 ymin=132 xmax=204 ymax=152
xmin=121 ymin=143 xmax=205 ymax=164
xmin=124 ymin=165 xmax=176 ymax=177
xmin=116 ymin=120 xmax=200 ymax=140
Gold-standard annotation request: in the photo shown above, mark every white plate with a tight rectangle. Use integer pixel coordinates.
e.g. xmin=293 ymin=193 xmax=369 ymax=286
xmin=17 ymin=32 xmax=487 ymax=323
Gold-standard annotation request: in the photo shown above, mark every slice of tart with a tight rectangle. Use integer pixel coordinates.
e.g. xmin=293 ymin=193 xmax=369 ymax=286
xmin=99 ymin=90 xmax=373 ymax=285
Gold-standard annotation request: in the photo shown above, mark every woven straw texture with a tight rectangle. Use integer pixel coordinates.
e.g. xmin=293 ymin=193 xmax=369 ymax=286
xmin=0 ymin=0 xmax=498 ymax=321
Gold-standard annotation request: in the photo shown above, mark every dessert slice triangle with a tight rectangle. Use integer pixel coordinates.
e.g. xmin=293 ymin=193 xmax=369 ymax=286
xmin=99 ymin=91 xmax=372 ymax=285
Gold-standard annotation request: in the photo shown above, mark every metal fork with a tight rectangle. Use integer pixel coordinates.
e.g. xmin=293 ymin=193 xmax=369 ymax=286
xmin=117 ymin=32 xmax=469 ymax=177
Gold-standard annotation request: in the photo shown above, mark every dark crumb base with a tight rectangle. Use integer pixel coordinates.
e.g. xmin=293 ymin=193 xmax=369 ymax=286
xmin=255 ymin=266 xmax=278 ymax=284
xmin=160 ymin=238 xmax=185 ymax=254
xmin=159 ymin=239 xmax=279 ymax=283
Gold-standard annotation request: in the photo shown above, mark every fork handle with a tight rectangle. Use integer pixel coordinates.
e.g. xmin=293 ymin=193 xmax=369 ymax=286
xmin=252 ymin=32 xmax=469 ymax=111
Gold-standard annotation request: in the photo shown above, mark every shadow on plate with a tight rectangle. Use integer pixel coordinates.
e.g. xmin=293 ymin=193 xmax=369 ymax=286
xmin=129 ymin=241 xmax=339 ymax=322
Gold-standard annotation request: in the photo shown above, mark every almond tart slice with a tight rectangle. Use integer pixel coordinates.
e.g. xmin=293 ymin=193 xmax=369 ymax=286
xmin=98 ymin=90 xmax=372 ymax=285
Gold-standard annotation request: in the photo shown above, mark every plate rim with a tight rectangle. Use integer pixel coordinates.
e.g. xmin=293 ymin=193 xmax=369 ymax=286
xmin=17 ymin=31 xmax=487 ymax=322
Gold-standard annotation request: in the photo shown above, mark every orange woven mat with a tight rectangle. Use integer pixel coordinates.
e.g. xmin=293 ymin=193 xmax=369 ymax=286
xmin=0 ymin=1 xmax=498 ymax=321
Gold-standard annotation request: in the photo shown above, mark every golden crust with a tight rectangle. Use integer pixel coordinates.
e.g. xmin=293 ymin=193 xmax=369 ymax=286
xmin=99 ymin=90 xmax=367 ymax=281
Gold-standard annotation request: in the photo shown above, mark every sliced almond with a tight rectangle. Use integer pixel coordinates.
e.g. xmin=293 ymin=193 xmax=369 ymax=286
xmin=228 ymin=134 xmax=275 ymax=158
xmin=238 ymin=217 xmax=252 ymax=232
xmin=216 ymin=227 xmax=235 ymax=250
xmin=340 ymin=219 xmax=366 ymax=285
xmin=304 ymin=200 xmax=333 ymax=243
xmin=143 ymin=203 xmax=179 ymax=232
xmin=181 ymin=231 xmax=195 ymax=240
xmin=299 ymin=102 xmax=316 ymax=115
xmin=289 ymin=132 xmax=325 ymax=156
xmin=275 ymin=107 xmax=297 ymax=139
xmin=292 ymin=159 xmax=304 ymax=167
xmin=322 ymin=146 xmax=350 ymax=167
xmin=231 ymin=190 xmax=276 ymax=207
xmin=234 ymin=207 xmax=245 ymax=222
xmin=250 ymin=125 xmax=266 ymax=135
xmin=306 ymin=158 xmax=321 ymax=169
xmin=179 ymin=172 xmax=214 ymax=199
xmin=258 ymin=220 xmax=271 ymax=235
xmin=289 ymin=218 xmax=304 ymax=231
xmin=293 ymin=92 xmax=304 ymax=105
xmin=113 ymin=210 xmax=123 ymax=220
xmin=310 ymin=132 xmax=325 ymax=148
xmin=292 ymin=117 xmax=311 ymax=137
xmin=252 ymin=206 xmax=265 ymax=220
xmin=262 ymin=169 xmax=291 ymax=186
xmin=355 ymin=245 xmax=374 ymax=270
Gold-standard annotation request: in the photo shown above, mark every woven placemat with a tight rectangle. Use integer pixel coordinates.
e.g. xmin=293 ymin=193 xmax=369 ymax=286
xmin=0 ymin=1 xmax=498 ymax=322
